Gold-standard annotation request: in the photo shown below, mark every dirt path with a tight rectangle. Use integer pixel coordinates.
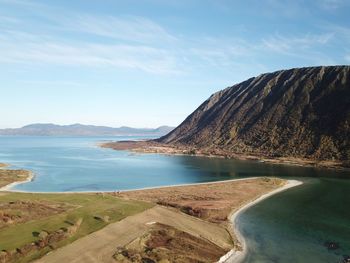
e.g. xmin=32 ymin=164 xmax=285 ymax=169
xmin=36 ymin=206 xmax=232 ymax=263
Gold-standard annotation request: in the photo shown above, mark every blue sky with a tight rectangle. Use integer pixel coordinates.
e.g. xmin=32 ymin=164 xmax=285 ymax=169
xmin=0 ymin=0 xmax=349 ymax=128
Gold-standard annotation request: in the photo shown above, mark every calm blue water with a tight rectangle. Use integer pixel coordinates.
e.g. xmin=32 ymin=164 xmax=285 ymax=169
xmin=0 ymin=136 xmax=349 ymax=262
xmin=0 ymin=135 xmax=239 ymax=192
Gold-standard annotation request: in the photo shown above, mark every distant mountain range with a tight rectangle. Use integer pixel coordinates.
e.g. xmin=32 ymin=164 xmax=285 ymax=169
xmin=158 ymin=65 xmax=350 ymax=162
xmin=0 ymin=123 xmax=174 ymax=137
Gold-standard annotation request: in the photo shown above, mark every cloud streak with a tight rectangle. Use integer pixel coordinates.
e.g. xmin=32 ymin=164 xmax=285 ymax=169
xmin=68 ymin=15 xmax=177 ymax=44
xmin=319 ymin=0 xmax=348 ymax=10
xmin=0 ymin=35 xmax=181 ymax=74
xmin=0 ymin=1 xmax=347 ymax=76
xmin=261 ymin=33 xmax=333 ymax=54
xmin=345 ymin=54 xmax=350 ymax=62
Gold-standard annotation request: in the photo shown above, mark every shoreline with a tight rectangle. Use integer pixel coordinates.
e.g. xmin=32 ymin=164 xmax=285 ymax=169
xmin=218 ymin=179 xmax=303 ymax=263
xmin=100 ymin=141 xmax=350 ymax=171
xmin=0 ymin=164 xmax=304 ymax=262
xmin=0 ymin=163 xmax=9 ymax=168
xmin=0 ymin=171 xmax=35 ymax=191
xmin=0 ymin=162 xmax=36 ymax=191
xmin=2 ymin=176 xmax=264 ymax=194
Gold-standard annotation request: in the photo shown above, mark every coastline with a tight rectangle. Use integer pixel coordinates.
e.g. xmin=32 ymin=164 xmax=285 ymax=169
xmin=100 ymin=141 xmax=350 ymax=171
xmin=0 ymin=163 xmax=8 ymax=168
xmin=219 ymin=179 xmax=303 ymax=263
xmin=0 ymin=170 xmax=35 ymax=192
xmin=0 ymin=164 xmax=304 ymax=262
xmin=2 ymin=176 xmax=262 ymax=194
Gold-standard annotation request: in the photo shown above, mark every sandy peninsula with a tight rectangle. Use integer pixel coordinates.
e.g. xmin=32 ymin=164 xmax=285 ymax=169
xmin=220 ymin=179 xmax=303 ymax=263
xmin=36 ymin=177 xmax=302 ymax=263
xmin=0 ymin=163 xmax=302 ymax=263
xmin=0 ymin=163 xmax=34 ymax=190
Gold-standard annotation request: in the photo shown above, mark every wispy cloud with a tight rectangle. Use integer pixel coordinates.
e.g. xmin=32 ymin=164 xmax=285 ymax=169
xmin=0 ymin=15 xmax=19 ymax=24
xmin=0 ymin=0 xmax=44 ymax=9
xmin=319 ymin=0 xmax=348 ymax=10
xmin=326 ymin=25 xmax=350 ymax=42
xmin=187 ymin=37 xmax=254 ymax=68
xmin=0 ymin=1 xmax=183 ymax=75
xmin=0 ymin=34 xmax=181 ymax=74
xmin=0 ymin=26 xmax=338 ymax=75
xmin=67 ymin=15 xmax=177 ymax=44
xmin=18 ymin=80 xmax=85 ymax=88
xmin=186 ymin=32 xmax=335 ymax=69
xmin=0 ymin=0 xmax=346 ymax=76
xmin=261 ymin=33 xmax=333 ymax=54
xmin=264 ymin=0 xmax=310 ymax=18
xmin=345 ymin=54 xmax=350 ymax=62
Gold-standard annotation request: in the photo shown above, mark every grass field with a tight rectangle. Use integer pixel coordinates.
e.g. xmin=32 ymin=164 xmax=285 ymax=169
xmin=0 ymin=191 xmax=153 ymax=262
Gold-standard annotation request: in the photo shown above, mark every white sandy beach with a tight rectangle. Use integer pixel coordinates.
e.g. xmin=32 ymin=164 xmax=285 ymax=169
xmin=0 ymin=171 xmax=35 ymax=191
xmin=218 ymin=179 xmax=303 ymax=263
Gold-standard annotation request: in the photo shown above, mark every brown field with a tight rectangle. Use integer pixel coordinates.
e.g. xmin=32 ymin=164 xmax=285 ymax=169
xmin=116 ymin=177 xmax=285 ymax=226
xmin=37 ymin=177 xmax=285 ymax=263
xmin=113 ymin=222 xmax=227 ymax=263
xmin=36 ymin=205 xmax=232 ymax=263
xmin=0 ymin=200 xmax=74 ymax=229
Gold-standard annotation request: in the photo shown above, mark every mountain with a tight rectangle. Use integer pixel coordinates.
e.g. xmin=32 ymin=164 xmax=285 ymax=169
xmin=158 ymin=66 xmax=350 ymax=162
xmin=0 ymin=123 xmax=174 ymax=137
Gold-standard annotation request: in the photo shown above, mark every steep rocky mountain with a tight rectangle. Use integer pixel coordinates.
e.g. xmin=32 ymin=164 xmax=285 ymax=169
xmin=158 ymin=66 xmax=350 ymax=161
xmin=0 ymin=123 xmax=174 ymax=137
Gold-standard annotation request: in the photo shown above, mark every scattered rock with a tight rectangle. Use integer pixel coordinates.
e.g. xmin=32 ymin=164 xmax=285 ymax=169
xmin=141 ymin=258 xmax=156 ymax=263
xmin=342 ymin=255 xmax=350 ymax=263
xmin=38 ymin=231 xmax=49 ymax=239
xmin=324 ymin=241 xmax=340 ymax=250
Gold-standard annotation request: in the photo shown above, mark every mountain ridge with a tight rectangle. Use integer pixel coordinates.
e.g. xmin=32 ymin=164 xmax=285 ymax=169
xmin=158 ymin=65 xmax=350 ymax=162
xmin=0 ymin=123 xmax=174 ymax=136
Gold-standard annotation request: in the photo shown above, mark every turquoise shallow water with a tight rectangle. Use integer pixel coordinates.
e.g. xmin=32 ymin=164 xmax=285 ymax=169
xmin=0 ymin=136 xmax=349 ymax=262
xmin=238 ymin=178 xmax=350 ymax=263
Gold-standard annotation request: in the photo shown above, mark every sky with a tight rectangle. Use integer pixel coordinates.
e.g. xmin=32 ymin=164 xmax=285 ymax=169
xmin=0 ymin=0 xmax=349 ymax=129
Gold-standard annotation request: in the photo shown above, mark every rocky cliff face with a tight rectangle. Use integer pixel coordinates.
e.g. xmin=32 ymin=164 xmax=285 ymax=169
xmin=159 ymin=66 xmax=350 ymax=161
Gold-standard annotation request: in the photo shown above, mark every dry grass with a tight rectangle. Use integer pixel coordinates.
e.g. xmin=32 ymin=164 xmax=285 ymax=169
xmin=0 ymin=168 xmax=31 ymax=188
xmin=113 ymin=223 xmax=227 ymax=263
xmin=0 ymin=200 xmax=74 ymax=229
xmin=117 ymin=177 xmax=285 ymax=224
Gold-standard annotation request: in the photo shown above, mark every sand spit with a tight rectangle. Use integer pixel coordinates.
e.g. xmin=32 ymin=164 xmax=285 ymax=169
xmin=219 ymin=179 xmax=303 ymax=263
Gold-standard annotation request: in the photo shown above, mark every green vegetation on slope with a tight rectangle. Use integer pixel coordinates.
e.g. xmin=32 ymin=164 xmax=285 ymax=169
xmin=0 ymin=192 xmax=153 ymax=262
